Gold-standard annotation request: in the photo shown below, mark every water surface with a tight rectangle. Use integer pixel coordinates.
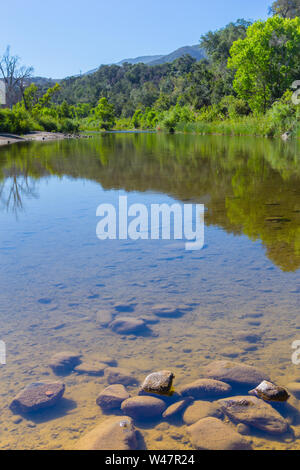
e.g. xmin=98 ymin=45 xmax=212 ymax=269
xmin=0 ymin=133 xmax=300 ymax=450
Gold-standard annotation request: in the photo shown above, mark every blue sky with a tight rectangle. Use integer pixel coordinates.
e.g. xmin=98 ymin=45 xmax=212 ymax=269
xmin=1 ymin=0 xmax=271 ymax=78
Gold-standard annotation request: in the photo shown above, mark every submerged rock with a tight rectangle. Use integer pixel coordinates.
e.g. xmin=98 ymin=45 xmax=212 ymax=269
xmin=249 ymin=381 xmax=290 ymax=402
xmin=183 ymin=401 xmax=223 ymax=425
xmin=162 ymin=398 xmax=193 ymax=419
xmin=140 ymin=370 xmax=175 ymax=396
xmin=96 ymin=384 xmax=130 ymax=410
xmin=151 ymin=304 xmax=188 ymax=318
xmin=121 ymin=396 xmax=166 ymax=420
xmin=74 ymin=361 xmax=107 ymax=376
xmin=75 ymin=416 xmax=139 ymax=450
xmin=187 ymin=417 xmax=251 ymax=450
xmin=104 ymin=367 xmax=138 ymax=386
xmin=204 ymin=360 xmax=269 ymax=386
xmin=10 ymin=382 xmax=65 ymax=414
xmin=49 ymin=351 xmax=82 ymax=375
xmin=180 ymin=379 xmax=231 ymax=399
xmin=218 ymin=396 xmax=288 ymax=435
xmin=110 ymin=317 xmax=146 ymax=335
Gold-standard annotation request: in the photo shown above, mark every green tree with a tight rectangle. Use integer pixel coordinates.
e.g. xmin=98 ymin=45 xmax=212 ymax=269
xmin=269 ymin=0 xmax=300 ymax=18
xmin=93 ymin=97 xmax=115 ymax=130
xmin=228 ymin=16 xmax=300 ymax=113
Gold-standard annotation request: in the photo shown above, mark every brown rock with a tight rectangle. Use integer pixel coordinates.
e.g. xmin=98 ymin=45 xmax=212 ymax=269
xmin=104 ymin=367 xmax=138 ymax=386
xmin=183 ymin=401 xmax=223 ymax=425
xmin=121 ymin=396 xmax=166 ymax=420
xmin=74 ymin=361 xmax=107 ymax=376
xmin=10 ymin=382 xmax=65 ymax=414
xmin=181 ymin=379 xmax=231 ymax=399
xmin=49 ymin=351 xmax=81 ymax=374
xmin=96 ymin=385 xmax=130 ymax=410
xmin=140 ymin=370 xmax=175 ymax=396
xmin=163 ymin=398 xmax=193 ymax=419
xmin=204 ymin=360 xmax=269 ymax=386
xmin=75 ymin=416 xmax=138 ymax=450
xmin=110 ymin=317 xmax=146 ymax=335
xmin=249 ymin=381 xmax=290 ymax=402
xmin=219 ymin=396 xmax=288 ymax=435
xmin=187 ymin=417 xmax=251 ymax=450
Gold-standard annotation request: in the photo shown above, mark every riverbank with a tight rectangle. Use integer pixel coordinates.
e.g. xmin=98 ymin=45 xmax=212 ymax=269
xmin=0 ymin=131 xmax=91 ymax=147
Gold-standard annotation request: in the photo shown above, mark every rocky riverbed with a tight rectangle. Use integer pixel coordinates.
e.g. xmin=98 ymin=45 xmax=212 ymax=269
xmin=6 ymin=353 xmax=300 ymax=450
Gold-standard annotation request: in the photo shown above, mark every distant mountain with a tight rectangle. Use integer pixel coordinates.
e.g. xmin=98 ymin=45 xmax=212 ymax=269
xmin=84 ymin=44 xmax=205 ymax=75
xmin=148 ymin=45 xmax=205 ymax=65
xmin=116 ymin=54 xmax=164 ymax=66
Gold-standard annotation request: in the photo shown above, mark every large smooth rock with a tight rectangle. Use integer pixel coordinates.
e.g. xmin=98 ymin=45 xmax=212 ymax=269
xmin=74 ymin=361 xmax=107 ymax=376
xmin=218 ymin=396 xmax=288 ymax=435
xmin=163 ymin=398 xmax=193 ymax=419
xmin=181 ymin=379 xmax=231 ymax=399
xmin=49 ymin=351 xmax=81 ymax=374
xmin=183 ymin=401 xmax=223 ymax=425
xmin=121 ymin=396 xmax=166 ymax=420
xmin=187 ymin=417 xmax=251 ymax=450
xmin=249 ymin=381 xmax=290 ymax=402
xmin=96 ymin=384 xmax=130 ymax=410
xmin=10 ymin=382 xmax=65 ymax=414
xmin=140 ymin=370 xmax=175 ymax=396
xmin=110 ymin=317 xmax=146 ymax=335
xmin=204 ymin=360 xmax=269 ymax=386
xmin=75 ymin=416 xmax=138 ymax=450
xmin=104 ymin=367 xmax=138 ymax=386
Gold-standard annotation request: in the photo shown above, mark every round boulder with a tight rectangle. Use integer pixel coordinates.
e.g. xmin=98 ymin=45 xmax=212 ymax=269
xmin=49 ymin=351 xmax=82 ymax=375
xmin=10 ymin=382 xmax=65 ymax=414
xmin=121 ymin=396 xmax=166 ymax=420
xmin=218 ymin=396 xmax=288 ymax=435
xmin=183 ymin=401 xmax=223 ymax=425
xmin=96 ymin=384 xmax=130 ymax=410
xmin=181 ymin=379 xmax=231 ymax=399
xmin=187 ymin=417 xmax=252 ymax=450
xmin=75 ymin=416 xmax=138 ymax=450
xmin=204 ymin=360 xmax=269 ymax=386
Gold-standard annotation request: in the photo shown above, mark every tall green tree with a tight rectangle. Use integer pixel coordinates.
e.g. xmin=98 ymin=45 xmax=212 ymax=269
xmin=269 ymin=0 xmax=300 ymax=18
xmin=93 ymin=97 xmax=115 ymax=130
xmin=228 ymin=16 xmax=300 ymax=113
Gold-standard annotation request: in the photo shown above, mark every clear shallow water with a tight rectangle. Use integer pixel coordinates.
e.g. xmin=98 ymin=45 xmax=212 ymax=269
xmin=0 ymin=133 xmax=300 ymax=450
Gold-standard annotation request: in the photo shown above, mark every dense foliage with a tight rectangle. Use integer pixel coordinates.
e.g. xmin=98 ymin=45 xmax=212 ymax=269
xmin=1 ymin=10 xmax=299 ymax=138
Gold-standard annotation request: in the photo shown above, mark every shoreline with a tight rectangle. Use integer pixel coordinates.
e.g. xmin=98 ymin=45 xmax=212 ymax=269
xmin=0 ymin=131 xmax=91 ymax=147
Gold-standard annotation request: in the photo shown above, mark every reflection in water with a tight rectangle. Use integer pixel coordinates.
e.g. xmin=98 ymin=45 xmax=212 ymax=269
xmin=0 ymin=134 xmax=300 ymax=451
xmin=0 ymin=134 xmax=299 ymax=271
